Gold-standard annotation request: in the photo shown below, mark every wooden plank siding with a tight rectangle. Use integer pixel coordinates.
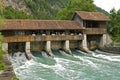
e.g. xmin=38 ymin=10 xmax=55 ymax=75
xmin=3 ymin=35 xmax=84 ymax=43
xmin=85 ymin=28 xmax=107 ymax=34
xmin=35 ymin=35 xmax=83 ymax=41
xmin=3 ymin=36 xmax=34 ymax=43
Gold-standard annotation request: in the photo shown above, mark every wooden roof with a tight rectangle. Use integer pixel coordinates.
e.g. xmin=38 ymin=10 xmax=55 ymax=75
xmin=73 ymin=11 xmax=111 ymax=21
xmin=0 ymin=20 xmax=84 ymax=30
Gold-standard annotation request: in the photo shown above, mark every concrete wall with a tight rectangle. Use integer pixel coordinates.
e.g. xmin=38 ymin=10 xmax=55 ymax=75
xmin=106 ymin=34 xmax=113 ymax=45
xmin=99 ymin=34 xmax=112 ymax=47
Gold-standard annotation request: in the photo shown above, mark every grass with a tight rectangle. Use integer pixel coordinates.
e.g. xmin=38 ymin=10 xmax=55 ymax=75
xmin=0 ymin=61 xmax=5 ymax=70
xmin=13 ymin=77 xmax=20 ymax=80
xmin=0 ymin=49 xmax=5 ymax=70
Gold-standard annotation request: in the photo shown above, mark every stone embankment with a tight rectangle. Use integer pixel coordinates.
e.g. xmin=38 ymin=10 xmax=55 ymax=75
xmin=0 ymin=54 xmax=16 ymax=80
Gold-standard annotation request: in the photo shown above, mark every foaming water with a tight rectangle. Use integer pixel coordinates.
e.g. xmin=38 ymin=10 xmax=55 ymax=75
xmin=91 ymin=50 xmax=120 ymax=62
xmin=9 ymin=50 xmax=120 ymax=80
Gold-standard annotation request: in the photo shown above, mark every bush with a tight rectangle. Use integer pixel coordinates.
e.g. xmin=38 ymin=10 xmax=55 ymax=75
xmin=0 ymin=62 xmax=5 ymax=70
xmin=90 ymin=43 xmax=98 ymax=51
xmin=0 ymin=50 xmax=6 ymax=60
xmin=13 ymin=77 xmax=19 ymax=80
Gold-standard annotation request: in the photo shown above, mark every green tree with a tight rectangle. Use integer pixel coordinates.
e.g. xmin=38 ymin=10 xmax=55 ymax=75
xmin=0 ymin=0 xmax=4 ymax=54
xmin=3 ymin=7 xmax=33 ymax=19
xmin=0 ymin=0 xmax=4 ymax=25
xmin=0 ymin=32 xmax=4 ymax=60
xmin=24 ymin=0 xmax=64 ymax=19
xmin=0 ymin=0 xmax=5 ymax=70
xmin=57 ymin=0 xmax=97 ymax=20
xmin=97 ymin=7 xmax=109 ymax=16
xmin=108 ymin=8 xmax=120 ymax=42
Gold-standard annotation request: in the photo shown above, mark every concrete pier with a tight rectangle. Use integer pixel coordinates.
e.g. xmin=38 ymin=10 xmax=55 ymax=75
xmin=2 ymin=43 xmax=8 ymax=53
xmin=100 ymin=34 xmax=113 ymax=47
xmin=100 ymin=34 xmax=107 ymax=47
xmin=46 ymin=41 xmax=54 ymax=57
xmin=25 ymin=42 xmax=30 ymax=54
xmin=102 ymin=34 xmax=107 ymax=46
xmin=64 ymin=40 xmax=72 ymax=55
xmin=82 ymin=34 xmax=88 ymax=51
xmin=25 ymin=42 xmax=31 ymax=60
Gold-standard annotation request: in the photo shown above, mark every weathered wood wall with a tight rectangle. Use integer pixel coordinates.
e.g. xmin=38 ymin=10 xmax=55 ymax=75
xmin=85 ymin=28 xmax=107 ymax=34
xmin=69 ymin=40 xmax=80 ymax=48
xmin=51 ymin=41 xmax=64 ymax=49
xmin=3 ymin=35 xmax=84 ymax=43
xmin=31 ymin=41 xmax=46 ymax=51
xmin=3 ymin=36 xmax=33 ymax=42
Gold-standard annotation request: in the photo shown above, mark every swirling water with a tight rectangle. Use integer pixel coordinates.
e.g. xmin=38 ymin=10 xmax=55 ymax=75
xmin=9 ymin=50 xmax=120 ymax=80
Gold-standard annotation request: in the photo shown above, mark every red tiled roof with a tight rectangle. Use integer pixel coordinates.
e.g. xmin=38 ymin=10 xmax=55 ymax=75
xmin=73 ymin=11 xmax=111 ymax=21
xmin=0 ymin=20 xmax=84 ymax=30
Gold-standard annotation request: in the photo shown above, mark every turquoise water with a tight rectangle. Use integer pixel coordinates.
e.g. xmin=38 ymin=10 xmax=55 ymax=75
xmin=10 ymin=50 xmax=120 ymax=80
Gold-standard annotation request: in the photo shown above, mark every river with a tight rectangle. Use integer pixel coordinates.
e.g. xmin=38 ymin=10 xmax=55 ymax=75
xmin=9 ymin=49 xmax=120 ymax=80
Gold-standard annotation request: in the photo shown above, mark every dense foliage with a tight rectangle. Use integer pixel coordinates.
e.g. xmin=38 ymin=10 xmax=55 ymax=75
xmin=24 ymin=0 xmax=69 ymax=19
xmin=0 ymin=32 xmax=5 ymax=70
xmin=108 ymin=8 xmax=120 ymax=42
xmin=13 ymin=77 xmax=20 ymax=80
xmin=2 ymin=0 xmax=109 ymax=20
xmin=0 ymin=0 xmax=5 ymax=70
xmin=0 ymin=33 xmax=5 ymax=70
xmin=2 ymin=7 xmax=33 ymax=19
xmin=97 ymin=7 xmax=109 ymax=16
xmin=57 ymin=0 xmax=97 ymax=20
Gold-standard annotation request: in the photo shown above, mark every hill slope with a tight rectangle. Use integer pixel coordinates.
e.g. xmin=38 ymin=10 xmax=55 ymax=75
xmin=2 ymin=0 xmax=109 ymax=19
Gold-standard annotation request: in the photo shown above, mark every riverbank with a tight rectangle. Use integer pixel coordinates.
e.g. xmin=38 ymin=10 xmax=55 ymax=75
xmin=98 ymin=47 xmax=120 ymax=54
xmin=0 ymin=54 xmax=16 ymax=80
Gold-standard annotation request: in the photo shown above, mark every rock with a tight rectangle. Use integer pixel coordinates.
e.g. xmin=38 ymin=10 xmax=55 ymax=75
xmin=0 ymin=54 xmax=16 ymax=80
